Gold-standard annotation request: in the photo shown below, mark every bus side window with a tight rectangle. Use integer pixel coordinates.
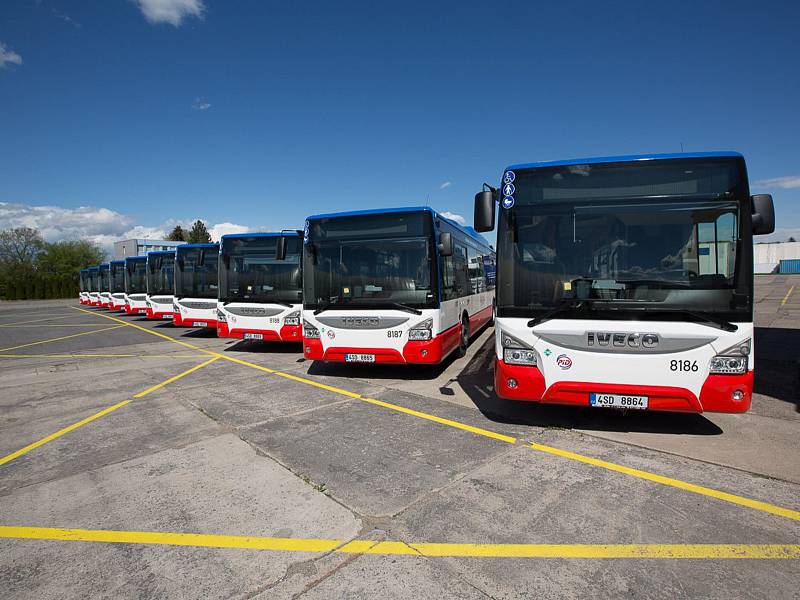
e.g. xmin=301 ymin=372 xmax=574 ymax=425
xmin=441 ymin=255 xmax=457 ymax=301
xmin=467 ymin=246 xmax=485 ymax=294
xmin=454 ymin=244 xmax=469 ymax=298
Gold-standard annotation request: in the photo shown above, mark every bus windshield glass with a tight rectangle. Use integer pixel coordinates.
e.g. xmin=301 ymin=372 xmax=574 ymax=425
xmin=99 ymin=265 xmax=110 ymax=292
xmin=125 ymin=259 xmax=147 ymax=293
xmin=219 ymin=236 xmax=302 ymax=304
xmin=146 ymin=254 xmax=175 ymax=296
xmin=175 ymin=246 xmax=219 ymax=299
xmin=88 ymin=269 xmax=99 ymax=292
xmin=498 ymin=157 xmax=751 ymax=320
xmin=109 ymin=263 xmax=125 ymax=292
xmin=304 ymin=212 xmax=436 ymax=310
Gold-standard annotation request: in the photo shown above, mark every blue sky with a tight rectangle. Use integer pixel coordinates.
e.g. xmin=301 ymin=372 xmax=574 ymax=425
xmin=1 ymin=0 xmax=798 ymax=250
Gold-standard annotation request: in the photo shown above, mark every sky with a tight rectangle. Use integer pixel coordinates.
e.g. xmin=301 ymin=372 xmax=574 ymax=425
xmin=1 ymin=0 xmax=799 ymax=255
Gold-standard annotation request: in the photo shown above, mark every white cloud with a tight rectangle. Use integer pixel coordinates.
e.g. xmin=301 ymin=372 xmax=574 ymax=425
xmin=440 ymin=211 xmax=466 ymax=225
xmin=0 ymin=201 xmax=251 ymax=257
xmin=192 ymin=97 xmax=211 ymax=110
xmin=0 ymin=42 xmax=23 ymax=69
xmin=753 ymin=176 xmax=800 ymax=190
xmin=439 ymin=181 xmax=452 ymax=189
xmin=136 ymin=0 xmax=205 ymax=26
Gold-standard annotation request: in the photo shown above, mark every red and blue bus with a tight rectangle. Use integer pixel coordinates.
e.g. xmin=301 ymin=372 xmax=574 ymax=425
xmin=173 ymin=243 xmax=219 ymax=329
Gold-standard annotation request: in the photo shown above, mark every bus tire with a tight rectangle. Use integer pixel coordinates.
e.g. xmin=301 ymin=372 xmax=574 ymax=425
xmin=457 ymin=314 xmax=469 ymax=358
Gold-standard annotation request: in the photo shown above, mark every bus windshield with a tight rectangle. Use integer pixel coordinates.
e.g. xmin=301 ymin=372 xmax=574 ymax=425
xmin=146 ymin=254 xmax=175 ymax=296
xmin=219 ymin=236 xmax=302 ymax=304
xmin=125 ymin=259 xmax=147 ymax=294
xmin=88 ymin=269 xmax=99 ymax=292
xmin=99 ymin=265 xmax=110 ymax=292
xmin=498 ymin=157 xmax=752 ymax=320
xmin=304 ymin=212 xmax=436 ymax=310
xmin=109 ymin=263 xmax=125 ymax=293
xmin=176 ymin=246 xmax=219 ymax=299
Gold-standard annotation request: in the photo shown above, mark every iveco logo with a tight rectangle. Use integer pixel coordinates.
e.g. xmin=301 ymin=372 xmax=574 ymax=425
xmin=587 ymin=332 xmax=659 ymax=349
xmin=341 ymin=316 xmax=380 ymax=327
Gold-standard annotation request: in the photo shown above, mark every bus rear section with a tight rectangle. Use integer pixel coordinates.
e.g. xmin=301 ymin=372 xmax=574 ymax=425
xmin=79 ymin=269 xmax=90 ymax=304
xmin=301 ymin=207 xmax=495 ymax=364
xmin=217 ymin=232 xmax=303 ymax=342
xmin=145 ymin=250 xmax=176 ymax=320
xmin=98 ymin=263 xmax=112 ymax=308
xmin=474 ymin=152 xmax=775 ymax=414
xmin=124 ymin=256 xmax=148 ymax=315
xmin=108 ymin=260 xmax=127 ymax=310
xmin=173 ymin=243 xmax=219 ymax=329
xmin=87 ymin=266 xmax=100 ymax=306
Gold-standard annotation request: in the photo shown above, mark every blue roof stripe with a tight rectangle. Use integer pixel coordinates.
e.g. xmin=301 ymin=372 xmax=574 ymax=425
xmin=305 ymin=206 xmax=490 ymax=248
xmin=507 ymin=151 xmax=743 ymax=171
xmin=147 ymin=250 xmax=176 ymax=256
xmin=220 ymin=231 xmax=302 ymax=240
xmin=125 ymin=256 xmax=147 ymax=262
xmin=110 ymin=260 xmax=125 ymax=265
xmin=176 ymin=243 xmax=219 ymax=249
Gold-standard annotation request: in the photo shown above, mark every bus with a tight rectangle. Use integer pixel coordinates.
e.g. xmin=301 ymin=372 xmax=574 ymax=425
xmin=174 ymin=243 xmax=219 ymax=329
xmin=98 ymin=263 xmax=112 ymax=308
xmin=217 ymin=232 xmax=303 ymax=341
xmin=108 ymin=260 xmax=127 ymax=311
xmin=87 ymin=266 xmax=100 ymax=306
xmin=145 ymin=250 xmax=176 ymax=320
xmin=79 ymin=268 xmax=90 ymax=304
xmin=301 ymin=207 xmax=495 ymax=364
xmin=124 ymin=256 xmax=148 ymax=315
xmin=473 ymin=152 xmax=775 ymax=414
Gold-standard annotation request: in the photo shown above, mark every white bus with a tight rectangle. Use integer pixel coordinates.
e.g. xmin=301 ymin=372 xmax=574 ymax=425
xmin=87 ymin=266 xmax=100 ymax=306
xmin=98 ymin=263 xmax=112 ymax=308
xmin=124 ymin=256 xmax=148 ymax=315
xmin=108 ymin=260 xmax=127 ymax=311
xmin=173 ymin=243 xmax=219 ymax=329
xmin=217 ymin=232 xmax=303 ymax=342
xmin=145 ymin=250 xmax=176 ymax=321
xmin=301 ymin=207 xmax=495 ymax=364
xmin=79 ymin=268 xmax=90 ymax=305
xmin=473 ymin=152 xmax=775 ymax=413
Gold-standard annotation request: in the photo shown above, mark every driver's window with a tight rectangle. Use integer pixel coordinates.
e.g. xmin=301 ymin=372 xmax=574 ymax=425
xmin=696 ymin=212 xmax=737 ymax=278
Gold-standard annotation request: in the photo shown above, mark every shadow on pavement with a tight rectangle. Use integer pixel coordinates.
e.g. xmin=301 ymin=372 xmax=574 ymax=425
xmin=754 ymin=327 xmax=800 ymax=412
xmin=456 ymin=336 xmax=724 ymax=435
xmin=305 ymin=349 xmax=459 ymax=381
xmin=182 ymin=328 xmax=218 ymax=338
xmin=224 ymin=340 xmax=303 ymax=354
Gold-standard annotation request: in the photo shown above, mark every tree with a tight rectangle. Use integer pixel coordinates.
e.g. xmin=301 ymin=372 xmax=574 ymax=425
xmin=187 ymin=220 xmax=212 ymax=243
xmin=37 ymin=240 xmax=105 ymax=277
xmin=0 ymin=227 xmax=44 ymax=299
xmin=166 ymin=225 xmax=187 ymax=241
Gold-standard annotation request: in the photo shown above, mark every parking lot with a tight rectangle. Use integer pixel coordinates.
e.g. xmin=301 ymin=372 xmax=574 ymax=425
xmin=1 ymin=274 xmax=798 ymax=599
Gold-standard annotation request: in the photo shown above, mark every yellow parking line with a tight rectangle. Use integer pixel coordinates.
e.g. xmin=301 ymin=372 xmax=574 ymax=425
xmin=781 ymin=285 xmax=795 ymax=306
xmin=0 ymin=315 xmax=79 ymax=327
xmin=0 ymin=324 xmax=126 ymax=353
xmin=1 ymin=525 xmax=798 ymax=559
xmin=528 ymin=442 xmax=800 ymax=522
xmin=0 ymin=358 xmax=218 ymax=467
xmin=0 ymin=353 xmax=205 ymax=359
xmin=71 ymin=306 xmax=800 ymax=523
xmin=0 ymin=324 xmax=125 ymax=328
xmin=0 ymin=400 xmax=132 ymax=467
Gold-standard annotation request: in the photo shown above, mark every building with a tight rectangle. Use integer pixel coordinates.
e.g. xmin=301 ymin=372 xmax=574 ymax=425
xmin=754 ymin=241 xmax=800 ymax=274
xmin=113 ymin=238 xmax=184 ymax=260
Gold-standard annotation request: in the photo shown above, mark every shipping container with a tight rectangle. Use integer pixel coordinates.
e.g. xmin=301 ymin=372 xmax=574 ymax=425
xmin=778 ymin=259 xmax=800 ymax=274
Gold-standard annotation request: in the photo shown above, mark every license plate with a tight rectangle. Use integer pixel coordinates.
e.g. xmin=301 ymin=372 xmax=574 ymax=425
xmin=192 ymin=321 xmax=208 ymax=327
xmin=590 ymin=393 xmax=648 ymax=410
xmin=345 ymin=353 xmax=375 ymax=363
xmin=244 ymin=333 xmax=263 ymax=340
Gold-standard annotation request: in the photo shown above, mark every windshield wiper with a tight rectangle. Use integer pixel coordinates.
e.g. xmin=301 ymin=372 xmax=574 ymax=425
xmin=313 ymin=301 xmax=335 ymax=315
xmin=527 ymin=300 xmax=592 ymax=327
xmin=381 ymin=301 xmax=423 ymax=315
xmin=629 ymin=308 xmax=738 ymax=332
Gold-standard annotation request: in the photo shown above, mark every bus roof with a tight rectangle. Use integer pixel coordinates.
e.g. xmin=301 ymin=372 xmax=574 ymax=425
xmin=305 ymin=206 xmax=490 ymax=248
xmin=507 ymin=151 xmax=744 ymax=171
xmin=80 ymin=268 xmax=89 ymax=273
xmin=220 ymin=232 xmax=301 ymax=240
xmin=88 ymin=265 xmax=99 ymax=271
xmin=99 ymin=263 xmax=109 ymax=268
xmin=147 ymin=250 xmax=176 ymax=257
xmin=176 ymin=242 xmax=219 ymax=249
xmin=125 ymin=255 xmax=147 ymax=262
xmin=110 ymin=260 xmax=125 ymax=265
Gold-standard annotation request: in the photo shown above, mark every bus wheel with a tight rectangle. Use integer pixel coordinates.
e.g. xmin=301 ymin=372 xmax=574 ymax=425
xmin=457 ymin=314 xmax=469 ymax=357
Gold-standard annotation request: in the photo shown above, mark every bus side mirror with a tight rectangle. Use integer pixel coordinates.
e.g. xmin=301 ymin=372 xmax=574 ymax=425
xmin=751 ymin=194 xmax=775 ymax=235
xmin=276 ymin=236 xmax=287 ymax=261
xmin=438 ymin=232 xmax=453 ymax=257
xmin=474 ymin=190 xmax=496 ymax=232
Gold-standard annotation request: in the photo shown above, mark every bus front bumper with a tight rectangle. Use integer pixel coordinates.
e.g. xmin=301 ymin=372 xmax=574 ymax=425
xmin=493 ymin=358 xmax=753 ymax=414
xmin=173 ymin=313 xmax=218 ymax=329
xmin=145 ymin=308 xmax=174 ymax=320
xmin=216 ymin=324 xmax=302 ymax=342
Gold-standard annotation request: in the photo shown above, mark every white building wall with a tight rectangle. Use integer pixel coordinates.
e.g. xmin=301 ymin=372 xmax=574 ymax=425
xmin=754 ymin=242 xmax=800 ymax=274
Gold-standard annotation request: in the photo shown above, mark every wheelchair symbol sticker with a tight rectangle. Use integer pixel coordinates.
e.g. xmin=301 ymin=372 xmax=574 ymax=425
xmin=504 ymin=171 xmax=515 ymax=184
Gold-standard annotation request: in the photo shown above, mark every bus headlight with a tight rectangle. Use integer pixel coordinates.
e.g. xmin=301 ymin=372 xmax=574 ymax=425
xmin=709 ymin=356 xmax=747 ymax=374
xmin=501 ymin=331 xmax=537 ymax=366
xmin=284 ymin=311 xmax=300 ymax=326
xmin=303 ymin=319 xmax=321 ymax=339
xmin=408 ymin=318 xmax=433 ymax=341
xmin=216 ymin=309 xmax=227 ymax=322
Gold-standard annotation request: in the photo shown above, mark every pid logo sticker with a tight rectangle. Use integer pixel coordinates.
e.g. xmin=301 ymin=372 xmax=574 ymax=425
xmin=556 ymin=354 xmax=572 ymax=370
xmin=327 ymin=330 xmax=336 ymax=339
